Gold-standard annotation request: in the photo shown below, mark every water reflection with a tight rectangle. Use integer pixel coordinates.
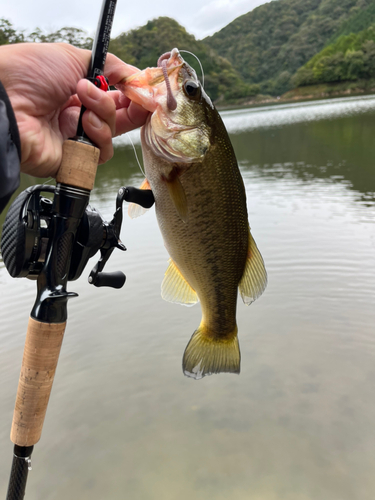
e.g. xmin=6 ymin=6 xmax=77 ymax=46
xmin=221 ymin=95 xmax=375 ymax=132
xmin=231 ymin=112 xmax=375 ymax=201
xmin=1 ymin=96 xmax=375 ymax=500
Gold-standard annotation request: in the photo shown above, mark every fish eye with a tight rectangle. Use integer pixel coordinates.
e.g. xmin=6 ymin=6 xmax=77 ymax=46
xmin=183 ymin=80 xmax=200 ymax=99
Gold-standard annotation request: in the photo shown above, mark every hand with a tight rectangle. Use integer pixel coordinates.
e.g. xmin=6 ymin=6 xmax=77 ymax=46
xmin=0 ymin=43 xmax=149 ymax=178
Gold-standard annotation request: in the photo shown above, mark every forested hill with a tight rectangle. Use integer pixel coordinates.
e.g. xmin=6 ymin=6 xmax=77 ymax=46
xmin=108 ymin=17 xmax=258 ymax=102
xmin=0 ymin=16 xmax=260 ymax=102
xmin=328 ymin=1 xmax=375 ymax=41
xmin=292 ymin=24 xmax=375 ymax=86
xmin=204 ymin=0 xmax=375 ymax=95
xmin=2 ymin=0 xmax=375 ymax=103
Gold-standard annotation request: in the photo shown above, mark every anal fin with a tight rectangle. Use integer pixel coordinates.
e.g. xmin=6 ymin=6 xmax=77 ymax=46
xmin=239 ymin=228 xmax=267 ymax=305
xmin=128 ymin=178 xmax=152 ymax=219
xmin=161 ymin=258 xmax=198 ymax=306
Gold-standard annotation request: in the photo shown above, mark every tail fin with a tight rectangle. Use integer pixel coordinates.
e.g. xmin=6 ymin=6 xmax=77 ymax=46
xmin=182 ymin=324 xmax=240 ymax=380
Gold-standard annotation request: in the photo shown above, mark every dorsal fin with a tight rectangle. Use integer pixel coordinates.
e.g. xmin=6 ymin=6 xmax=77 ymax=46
xmin=128 ymin=178 xmax=152 ymax=219
xmin=161 ymin=258 xmax=198 ymax=306
xmin=239 ymin=228 xmax=267 ymax=305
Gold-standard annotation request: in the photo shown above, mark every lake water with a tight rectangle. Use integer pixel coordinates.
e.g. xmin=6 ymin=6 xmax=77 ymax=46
xmin=1 ymin=96 xmax=375 ymax=500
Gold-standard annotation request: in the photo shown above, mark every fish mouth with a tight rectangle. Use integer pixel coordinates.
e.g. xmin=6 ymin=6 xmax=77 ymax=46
xmin=116 ymin=48 xmax=184 ymax=113
xmin=123 ymin=62 xmax=183 ymax=87
xmin=118 ymin=48 xmax=208 ymax=163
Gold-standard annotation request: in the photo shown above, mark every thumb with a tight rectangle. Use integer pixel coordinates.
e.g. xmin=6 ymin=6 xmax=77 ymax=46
xmin=69 ymin=47 xmax=140 ymax=87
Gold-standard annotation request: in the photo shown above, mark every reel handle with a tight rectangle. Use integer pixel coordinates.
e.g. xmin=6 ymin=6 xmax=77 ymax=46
xmin=90 ymin=270 xmax=126 ymax=289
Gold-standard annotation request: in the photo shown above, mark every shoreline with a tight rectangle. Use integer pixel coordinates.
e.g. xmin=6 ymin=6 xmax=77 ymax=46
xmin=216 ymin=80 xmax=375 ymax=111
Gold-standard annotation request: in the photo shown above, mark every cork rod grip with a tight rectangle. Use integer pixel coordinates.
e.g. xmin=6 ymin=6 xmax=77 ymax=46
xmin=10 ymin=318 xmax=67 ymax=447
xmin=56 ymin=140 xmax=100 ymax=191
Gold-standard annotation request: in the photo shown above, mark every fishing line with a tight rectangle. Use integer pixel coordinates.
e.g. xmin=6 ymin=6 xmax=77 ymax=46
xmin=126 ymin=134 xmax=146 ymax=178
xmin=180 ymin=50 xmax=205 ymax=88
xmin=125 ymin=50 xmax=204 ymax=178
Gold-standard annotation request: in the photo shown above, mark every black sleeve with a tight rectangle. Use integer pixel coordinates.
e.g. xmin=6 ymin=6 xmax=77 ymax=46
xmin=0 ymin=80 xmax=21 ymax=214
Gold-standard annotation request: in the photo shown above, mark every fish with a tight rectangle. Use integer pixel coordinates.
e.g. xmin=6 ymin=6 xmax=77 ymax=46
xmin=117 ymin=48 xmax=267 ymax=379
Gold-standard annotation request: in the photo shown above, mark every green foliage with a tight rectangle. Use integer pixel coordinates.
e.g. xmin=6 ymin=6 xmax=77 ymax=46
xmin=4 ymin=0 xmax=375 ymax=103
xmin=292 ymin=24 xmax=375 ymax=85
xmin=328 ymin=1 xmax=375 ymax=41
xmin=26 ymin=27 xmax=92 ymax=48
xmin=0 ymin=18 xmax=92 ymax=48
xmin=109 ymin=17 xmax=255 ymax=102
xmin=0 ymin=18 xmax=24 ymax=44
xmin=204 ymin=0 xmax=373 ymax=95
xmin=110 ymin=17 xmax=200 ymax=69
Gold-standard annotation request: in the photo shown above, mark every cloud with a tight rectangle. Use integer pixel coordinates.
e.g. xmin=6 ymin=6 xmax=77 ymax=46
xmin=1 ymin=0 xmax=270 ymax=41
xmin=192 ymin=0 xmax=268 ymax=38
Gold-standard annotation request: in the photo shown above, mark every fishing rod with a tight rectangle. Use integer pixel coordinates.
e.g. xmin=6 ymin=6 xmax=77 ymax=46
xmin=2 ymin=1 xmax=154 ymax=498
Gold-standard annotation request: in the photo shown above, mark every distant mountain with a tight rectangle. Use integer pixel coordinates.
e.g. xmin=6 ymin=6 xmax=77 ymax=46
xmin=109 ymin=17 xmax=258 ymax=102
xmin=203 ymin=0 xmax=374 ymax=95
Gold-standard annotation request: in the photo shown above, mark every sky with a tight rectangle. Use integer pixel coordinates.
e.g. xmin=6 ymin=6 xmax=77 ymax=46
xmin=1 ymin=0 xmax=270 ymax=40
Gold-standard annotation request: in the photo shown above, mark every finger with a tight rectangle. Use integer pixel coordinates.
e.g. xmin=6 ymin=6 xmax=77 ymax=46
xmin=106 ymin=90 xmax=150 ymax=136
xmin=63 ymin=48 xmax=140 ymax=86
xmin=76 ymin=79 xmax=116 ymax=135
xmin=104 ymin=53 xmax=140 ymax=85
xmin=59 ymin=105 xmax=81 ymax=139
xmin=109 ymin=90 xmax=131 ymax=109
xmin=81 ymin=110 xmax=114 ymax=164
xmin=114 ymin=102 xmax=150 ymax=137
xmin=61 ymin=94 xmax=81 ymax=112
xmin=59 ymin=103 xmax=114 ymax=164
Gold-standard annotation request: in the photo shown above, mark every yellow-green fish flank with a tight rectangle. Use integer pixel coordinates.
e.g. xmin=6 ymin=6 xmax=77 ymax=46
xmin=117 ymin=48 xmax=267 ymax=379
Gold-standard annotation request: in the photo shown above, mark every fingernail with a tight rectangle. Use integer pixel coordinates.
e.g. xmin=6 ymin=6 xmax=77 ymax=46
xmin=88 ymin=111 xmax=103 ymax=129
xmin=87 ymin=80 xmax=101 ymax=99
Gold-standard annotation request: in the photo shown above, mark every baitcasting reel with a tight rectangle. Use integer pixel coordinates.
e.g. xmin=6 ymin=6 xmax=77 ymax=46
xmin=1 ymin=184 xmax=154 ymax=288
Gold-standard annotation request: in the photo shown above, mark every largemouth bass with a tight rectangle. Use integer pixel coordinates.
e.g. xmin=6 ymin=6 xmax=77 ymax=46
xmin=117 ymin=49 xmax=267 ymax=379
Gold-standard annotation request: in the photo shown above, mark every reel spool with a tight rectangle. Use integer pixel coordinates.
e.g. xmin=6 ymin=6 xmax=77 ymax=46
xmin=1 ymin=184 xmax=154 ymax=288
xmin=1 ymin=185 xmax=56 ymax=279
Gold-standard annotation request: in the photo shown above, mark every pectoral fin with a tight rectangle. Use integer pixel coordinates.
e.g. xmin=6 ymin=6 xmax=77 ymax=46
xmin=128 ymin=178 xmax=152 ymax=219
xmin=165 ymin=176 xmax=188 ymax=222
xmin=239 ymin=228 xmax=267 ymax=305
xmin=161 ymin=258 xmax=198 ymax=306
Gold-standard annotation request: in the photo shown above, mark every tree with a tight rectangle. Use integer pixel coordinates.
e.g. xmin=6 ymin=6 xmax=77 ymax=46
xmin=109 ymin=17 xmax=250 ymax=102
xmin=204 ymin=0 xmax=373 ymax=94
xmin=0 ymin=18 xmax=24 ymax=45
xmin=26 ymin=27 xmax=92 ymax=48
xmin=292 ymin=23 xmax=375 ymax=86
xmin=0 ymin=18 xmax=92 ymax=48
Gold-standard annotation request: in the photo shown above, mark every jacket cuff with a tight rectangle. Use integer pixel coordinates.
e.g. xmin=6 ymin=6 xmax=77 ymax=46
xmin=0 ymin=79 xmax=21 ymax=213
xmin=0 ymin=79 xmax=21 ymax=162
